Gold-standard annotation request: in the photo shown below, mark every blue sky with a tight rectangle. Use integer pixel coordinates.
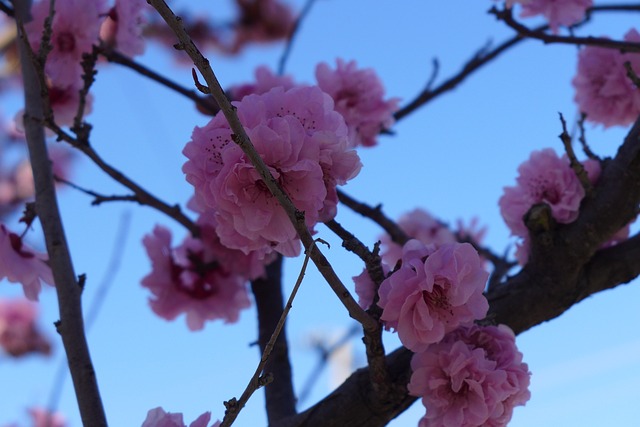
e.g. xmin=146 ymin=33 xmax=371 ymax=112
xmin=1 ymin=1 xmax=640 ymax=426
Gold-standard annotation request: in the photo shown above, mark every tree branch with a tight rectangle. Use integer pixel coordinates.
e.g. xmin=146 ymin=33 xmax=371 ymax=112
xmin=12 ymin=1 xmax=107 ymax=425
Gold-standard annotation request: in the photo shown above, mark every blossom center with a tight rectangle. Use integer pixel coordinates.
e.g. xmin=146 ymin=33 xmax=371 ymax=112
xmin=56 ymin=32 xmax=76 ymax=53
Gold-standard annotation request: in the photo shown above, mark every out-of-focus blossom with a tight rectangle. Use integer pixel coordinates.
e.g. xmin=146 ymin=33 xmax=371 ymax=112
xmin=230 ymin=0 xmax=295 ymax=53
xmin=141 ymin=407 xmax=218 ymax=427
xmin=0 ymin=298 xmax=51 ymax=357
xmin=183 ymin=86 xmax=360 ymax=257
xmin=141 ymin=225 xmax=251 ymax=331
xmin=100 ymin=0 xmax=148 ymax=57
xmin=409 ymin=324 xmax=530 ymax=427
xmin=25 ymin=0 xmax=105 ymax=87
xmin=573 ymin=29 xmax=640 ymax=127
xmin=315 ymin=59 xmax=400 ymax=147
xmin=28 ymin=407 xmax=67 ymax=427
xmin=504 ymin=0 xmax=592 ymax=32
xmin=227 ymin=66 xmax=296 ymax=101
xmin=0 ymin=224 xmax=54 ymax=301
xmin=378 ymin=240 xmax=489 ymax=352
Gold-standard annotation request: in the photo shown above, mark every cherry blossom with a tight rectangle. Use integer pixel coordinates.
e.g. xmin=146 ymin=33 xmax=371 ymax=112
xmin=227 ymin=66 xmax=296 ymax=102
xmin=377 ymin=240 xmax=489 ymax=352
xmin=28 ymin=407 xmax=67 ymax=427
xmin=379 ymin=208 xmax=457 ymax=267
xmin=183 ymin=86 xmax=360 ymax=257
xmin=141 ymin=225 xmax=251 ymax=331
xmin=100 ymin=0 xmax=148 ymax=57
xmin=315 ymin=59 xmax=400 ymax=147
xmin=230 ymin=0 xmax=296 ymax=53
xmin=499 ymin=148 xmax=599 ymax=237
xmin=409 ymin=324 xmax=530 ymax=427
xmin=573 ymin=29 xmax=640 ymax=128
xmin=141 ymin=407 xmax=218 ymax=427
xmin=0 ymin=298 xmax=51 ymax=357
xmin=504 ymin=0 xmax=592 ymax=32
xmin=352 ymin=263 xmax=390 ymax=310
xmin=25 ymin=0 xmax=105 ymax=87
xmin=0 ymin=224 xmax=54 ymax=301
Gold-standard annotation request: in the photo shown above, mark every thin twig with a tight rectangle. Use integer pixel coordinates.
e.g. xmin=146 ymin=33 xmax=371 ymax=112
xmin=277 ymin=0 xmax=317 ymax=75
xmin=558 ymin=113 xmax=592 ymax=191
xmin=577 ymin=113 xmax=600 ymax=160
xmin=222 ymin=241 xmax=320 ymax=427
xmin=54 ymin=175 xmax=138 ymax=205
xmin=148 ymin=0 xmax=377 ymax=332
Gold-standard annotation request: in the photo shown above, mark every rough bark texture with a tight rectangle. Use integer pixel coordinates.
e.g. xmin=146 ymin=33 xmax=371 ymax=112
xmin=273 ymin=119 xmax=640 ymax=427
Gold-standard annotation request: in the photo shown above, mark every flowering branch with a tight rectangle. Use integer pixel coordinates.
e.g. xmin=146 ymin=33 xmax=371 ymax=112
xmin=148 ymin=0 xmax=377 ymax=332
xmin=12 ymin=0 xmax=107 ymax=425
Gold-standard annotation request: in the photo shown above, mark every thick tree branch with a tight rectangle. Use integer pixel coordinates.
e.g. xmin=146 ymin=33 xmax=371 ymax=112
xmin=250 ymin=256 xmax=297 ymax=424
xmin=273 ymin=116 xmax=640 ymax=427
xmin=12 ymin=1 xmax=107 ymax=425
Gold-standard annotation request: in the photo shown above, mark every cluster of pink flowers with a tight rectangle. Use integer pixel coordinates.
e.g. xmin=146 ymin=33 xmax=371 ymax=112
xmin=141 ymin=225 xmax=253 ymax=331
xmin=141 ymin=407 xmax=218 ymax=427
xmin=499 ymin=148 xmax=608 ymax=264
xmin=503 ymin=0 xmax=592 ymax=32
xmin=316 ymin=59 xmax=400 ymax=147
xmin=573 ymin=29 xmax=640 ymax=128
xmin=409 ymin=324 xmax=531 ymax=427
xmin=0 ymin=298 xmax=51 ymax=357
xmin=0 ymin=224 xmax=54 ymax=301
xmin=183 ymin=85 xmax=360 ymax=258
xmin=377 ymin=240 xmax=489 ymax=352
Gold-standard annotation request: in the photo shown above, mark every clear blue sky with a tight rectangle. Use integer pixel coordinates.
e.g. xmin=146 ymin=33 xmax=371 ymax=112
xmin=2 ymin=1 xmax=640 ymax=426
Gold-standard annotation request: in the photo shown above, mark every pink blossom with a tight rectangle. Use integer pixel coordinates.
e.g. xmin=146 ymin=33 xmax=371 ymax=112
xmin=378 ymin=240 xmax=489 ymax=352
xmin=141 ymin=407 xmax=217 ymax=427
xmin=499 ymin=148 xmax=599 ymax=237
xmin=100 ymin=0 xmax=148 ymax=57
xmin=505 ymin=0 xmax=592 ymax=32
xmin=573 ymin=29 xmax=640 ymax=128
xmin=379 ymin=209 xmax=457 ymax=267
xmin=409 ymin=324 xmax=530 ymax=427
xmin=0 ymin=298 xmax=51 ymax=357
xmin=28 ymin=407 xmax=66 ymax=427
xmin=25 ymin=0 xmax=105 ymax=87
xmin=227 ymin=66 xmax=296 ymax=101
xmin=183 ymin=86 xmax=360 ymax=257
xmin=230 ymin=0 xmax=296 ymax=53
xmin=141 ymin=225 xmax=251 ymax=331
xmin=352 ymin=263 xmax=390 ymax=310
xmin=315 ymin=59 xmax=400 ymax=147
xmin=0 ymin=224 xmax=54 ymax=301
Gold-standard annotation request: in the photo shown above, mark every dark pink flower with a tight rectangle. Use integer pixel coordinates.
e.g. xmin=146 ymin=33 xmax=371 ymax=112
xmin=0 ymin=298 xmax=51 ymax=357
xmin=315 ymin=59 xmax=400 ymax=147
xmin=100 ymin=0 xmax=148 ymax=57
xmin=378 ymin=240 xmax=489 ymax=352
xmin=26 ymin=0 xmax=105 ymax=87
xmin=141 ymin=407 xmax=217 ymax=427
xmin=409 ymin=324 xmax=531 ymax=427
xmin=499 ymin=148 xmax=598 ymax=237
xmin=505 ymin=0 xmax=592 ymax=32
xmin=183 ymin=86 xmax=360 ymax=257
xmin=141 ymin=226 xmax=251 ymax=331
xmin=227 ymin=66 xmax=296 ymax=101
xmin=573 ymin=29 xmax=640 ymax=127
xmin=379 ymin=208 xmax=457 ymax=267
xmin=0 ymin=224 xmax=54 ymax=301
xmin=230 ymin=0 xmax=295 ymax=53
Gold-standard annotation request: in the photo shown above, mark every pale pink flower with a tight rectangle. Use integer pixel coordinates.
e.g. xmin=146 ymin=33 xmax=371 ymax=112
xmin=25 ymin=0 xmax=105 ymax=87
xmin=409 ymin=324 xmax=531 ymax=427
xmin=378 ymin=240 xmax=489 ymax=353
xmin=505 ymin=0 xmax=592 ymax=32
xmin=573 ymin=29 xmax=640 ymax=127
xmin=0 ymin=224 xmax=54 ymax=301
xmin=183 ymin=86 xmax=360 ymax=257
xmin=141 ymin=407 xmax=217 ymax=427
xmin=141 ymin=225 xmax=251 ymax=331
xmin=227 ymin=65 xmax=296 ymax=101
xmin=0 ymin=298 xmax=51 ymax=357
xmin=100 ymin=0 xmax=148 ymax=57
xmin=499 ymin=148 xmax=599 ymax=237
xmin=379 ymin=209 xmax=457 ymax=267
xmin=352 ymin=263 xmax=390 ymax=310
xmin=315 ymin=59 xmax=400 ymax=147
xmin=28 ymin=407 xmax=66 ymax=427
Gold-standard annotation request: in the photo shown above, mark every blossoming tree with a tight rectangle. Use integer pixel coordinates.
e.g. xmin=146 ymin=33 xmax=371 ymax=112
xmin=1 ymin=0 xmax=640 ymax=426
